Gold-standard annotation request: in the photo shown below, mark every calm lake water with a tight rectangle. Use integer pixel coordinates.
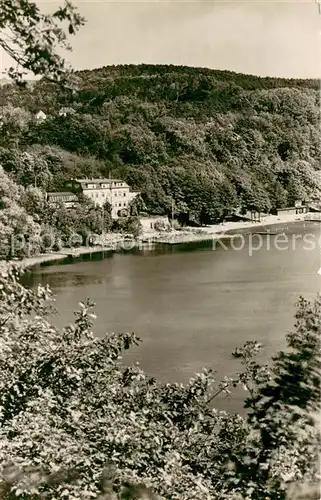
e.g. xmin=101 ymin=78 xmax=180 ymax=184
xmin=22 ymin=222 xmax=321 ymax=413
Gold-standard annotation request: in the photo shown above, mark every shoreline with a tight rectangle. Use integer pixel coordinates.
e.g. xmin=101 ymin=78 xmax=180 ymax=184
xmin=146 ymin=214 xmax=318 ymax=245
xmin=5 ymin=213 xmax=319 ymax=270
xmin=8 ymin=246 xmax=116 ymax=270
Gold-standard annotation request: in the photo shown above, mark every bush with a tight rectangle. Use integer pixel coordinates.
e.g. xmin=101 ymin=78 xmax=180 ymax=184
xmin=113 ymin=216 xmax=143 ymax=238
xmin=154 ymin=220 xmax=170 ymax=232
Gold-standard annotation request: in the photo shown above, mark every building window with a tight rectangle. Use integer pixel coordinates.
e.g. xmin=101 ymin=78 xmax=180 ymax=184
xmin=115 ymin=192 xmax=117 ymax=196
xmin=123 ymin=202 xmax=126 ymax=207
xmin=119 ymin=203 xmax=122 ymax=207
xmin=123 ymin=192 xmax=126 ymax=196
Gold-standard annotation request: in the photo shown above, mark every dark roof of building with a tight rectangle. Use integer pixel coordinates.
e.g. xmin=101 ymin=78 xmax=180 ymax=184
xmin=75 ymin=178 xmax=124 ymax=184
xmin=277 ymin=206 xmax=305 ymax=210
xmin=47 ymin=191 xmax=77 ymax=197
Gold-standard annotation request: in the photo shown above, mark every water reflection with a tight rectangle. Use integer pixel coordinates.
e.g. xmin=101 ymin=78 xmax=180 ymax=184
xmin=21 ymin=222 xmax=321 ymax=413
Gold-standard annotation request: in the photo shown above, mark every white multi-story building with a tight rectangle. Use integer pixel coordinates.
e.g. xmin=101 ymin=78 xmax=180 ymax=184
xmin=65 ymin=178 xmax=140 ymax=218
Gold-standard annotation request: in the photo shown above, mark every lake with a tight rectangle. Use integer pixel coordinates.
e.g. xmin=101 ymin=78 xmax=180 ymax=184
xmin=21 ymin=222 xmax=321 ymax=413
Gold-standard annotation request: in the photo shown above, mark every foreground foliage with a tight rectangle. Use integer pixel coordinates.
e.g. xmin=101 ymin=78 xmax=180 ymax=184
xmin=0 ymin=266 xmax=319 ymax=499
xmin=0 ymin=0 xmax=85 ymax=84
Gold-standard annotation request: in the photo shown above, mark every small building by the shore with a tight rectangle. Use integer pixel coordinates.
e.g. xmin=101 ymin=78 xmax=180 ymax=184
xmin=306 ymin=194 xmax=321 ymax=212
xmin=305 ymin=212 xmax=321 ymax=221
xmin=276 ymin=205 xmax=308 ymax=216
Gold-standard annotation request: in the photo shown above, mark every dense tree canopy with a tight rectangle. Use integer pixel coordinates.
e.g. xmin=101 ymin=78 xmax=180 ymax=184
xmin=0 ymin=64 xmax=320 ymax=224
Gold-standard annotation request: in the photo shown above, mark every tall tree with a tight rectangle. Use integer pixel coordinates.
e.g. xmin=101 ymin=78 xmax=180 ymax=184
xmin=0 ymin=0 xmax=85 ymax=85
xmin=229 ymin=296 xmax=321 ymax=500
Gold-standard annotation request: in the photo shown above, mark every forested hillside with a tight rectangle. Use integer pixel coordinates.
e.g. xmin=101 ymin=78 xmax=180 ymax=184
xmin=0 ymin=64 xmax=320 ymax=223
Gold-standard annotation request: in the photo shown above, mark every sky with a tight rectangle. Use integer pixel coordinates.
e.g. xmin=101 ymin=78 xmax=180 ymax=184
xmin=1 ymin=0 xmax=321 ymax=79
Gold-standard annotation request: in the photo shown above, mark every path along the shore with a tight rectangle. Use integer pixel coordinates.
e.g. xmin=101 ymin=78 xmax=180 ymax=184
xmin=147 ymin=213 xmax=318 ymax=244
xmin=3 ymin=212 xmax=319 ymax=270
